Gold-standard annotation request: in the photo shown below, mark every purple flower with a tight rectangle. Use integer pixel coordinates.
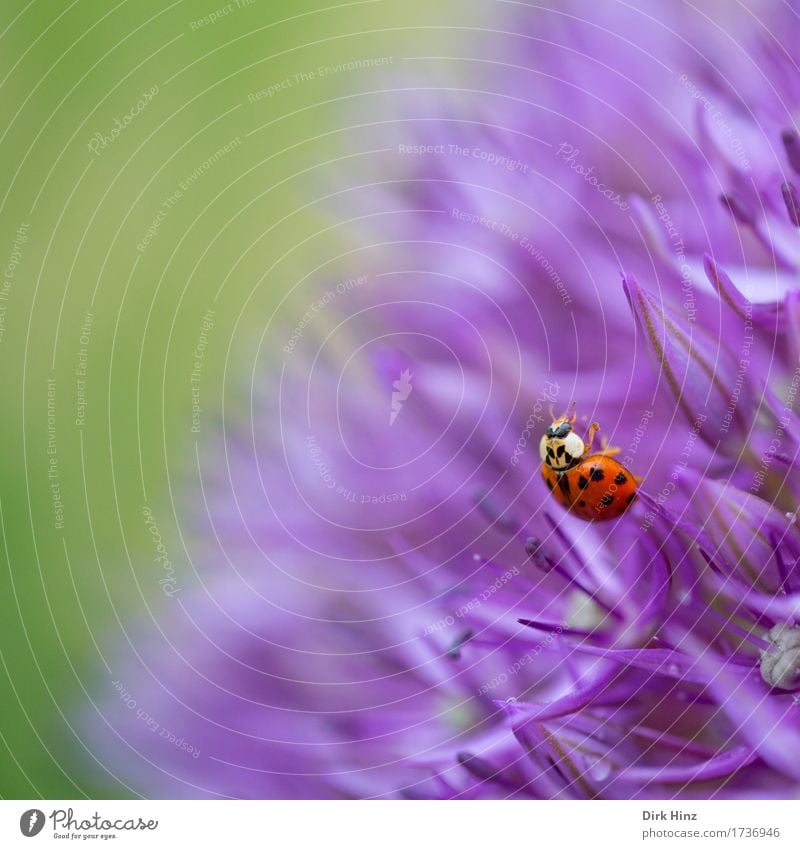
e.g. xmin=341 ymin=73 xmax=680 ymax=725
xmin=91 ymin=1 xmax=800 ymax=798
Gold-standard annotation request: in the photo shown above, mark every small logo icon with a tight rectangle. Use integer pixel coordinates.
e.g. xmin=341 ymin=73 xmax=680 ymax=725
xmin=390 ymin=369 xmax=413 ymax=426
xmin=20 ymin=809 xmax=45 ymax=837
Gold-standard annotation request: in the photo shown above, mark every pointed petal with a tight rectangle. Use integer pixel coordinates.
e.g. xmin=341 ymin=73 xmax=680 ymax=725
xmin=781 ymin=181 xmax=800 ymax=227
xmin=623 ymin=273 xmax=754 ymax=444
xmin=618 ymin=745 xmax=757 ymax=785
xmin=782 ymin=128 xmax=800 ymax=176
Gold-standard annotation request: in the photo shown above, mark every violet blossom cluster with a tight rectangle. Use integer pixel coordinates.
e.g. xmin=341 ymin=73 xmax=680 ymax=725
xmin=89 ymin=1 xmax=800 ymax=799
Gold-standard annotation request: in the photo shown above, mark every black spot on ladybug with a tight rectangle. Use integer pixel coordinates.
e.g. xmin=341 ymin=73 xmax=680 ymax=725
xmin=547 ymin=447 xmax=555 ymax=458
xmin=614 ymin=471 xmax=627 ymax=485
xmin=600 ymin=494 xmax=614 ymax=507
xmin=626 ymin=492 xmax=636 ymax=505
xmin=557 ymin=474 xmax=571 ymax=498
xmin=590 ymin=467 xmax=604 ymax=482
xmin=564 ymin=451 xmax=573 ymax=463
xmin=578 ymin=475 xmax=588 ymax=490
xmin=556 ymin=444 xmax=565 ymax=457
xmin=578 ymin=500 xmax=586 ymax=508
xmin=545 ymin=478 xmax=554 ymax=491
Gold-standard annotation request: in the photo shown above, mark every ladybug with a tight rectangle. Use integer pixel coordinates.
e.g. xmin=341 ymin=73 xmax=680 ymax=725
xmin=540 ymin=408 xmax=640 ymax=521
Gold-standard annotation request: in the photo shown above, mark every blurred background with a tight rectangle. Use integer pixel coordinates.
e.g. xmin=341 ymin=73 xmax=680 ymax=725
xmin=6 ymin=0 xmax=793 ymax=803
xmin=0 ymin=0 xmax=476 ymax=798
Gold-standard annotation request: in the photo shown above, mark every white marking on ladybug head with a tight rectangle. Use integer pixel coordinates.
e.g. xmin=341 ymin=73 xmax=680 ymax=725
xmin=563 ymin=431 xmax=585 ymax=462
xmin=539 ymin=435 xmax=548 ymax=462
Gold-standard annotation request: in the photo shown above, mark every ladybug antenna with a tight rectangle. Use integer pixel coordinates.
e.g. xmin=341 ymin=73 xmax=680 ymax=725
xmin=568 ymin=401 xmax=577 ymax=423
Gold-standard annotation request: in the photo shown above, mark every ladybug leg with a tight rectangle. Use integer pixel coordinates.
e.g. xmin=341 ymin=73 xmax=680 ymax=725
xmin=585 ymin=421 xmax=601 ymax=452
xmin=595 ymin=432 xmax=621 ymax=457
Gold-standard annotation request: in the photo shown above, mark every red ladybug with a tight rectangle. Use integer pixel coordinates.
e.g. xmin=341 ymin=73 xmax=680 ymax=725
xmin=540 ymin=409 xmax=640 ymax=521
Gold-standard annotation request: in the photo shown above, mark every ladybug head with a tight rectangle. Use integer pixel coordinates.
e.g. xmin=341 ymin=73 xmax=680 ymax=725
xmin=541 ymin=412 xmax=585 ymax=470
xmin=546 ymin=418 xmax=573 ymax=439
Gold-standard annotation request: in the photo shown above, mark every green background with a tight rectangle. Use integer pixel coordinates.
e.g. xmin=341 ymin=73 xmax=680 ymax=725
xmin=0 ymin=0 xmax=470 ymax=798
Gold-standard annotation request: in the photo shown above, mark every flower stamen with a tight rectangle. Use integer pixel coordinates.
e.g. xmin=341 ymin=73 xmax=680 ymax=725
xmin=759 ymin=623 xmax=800 ymax=690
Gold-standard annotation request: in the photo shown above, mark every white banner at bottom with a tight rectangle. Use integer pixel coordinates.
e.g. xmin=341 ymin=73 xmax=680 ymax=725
xmin=2 ymin=799 xmax=796 ymax=848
